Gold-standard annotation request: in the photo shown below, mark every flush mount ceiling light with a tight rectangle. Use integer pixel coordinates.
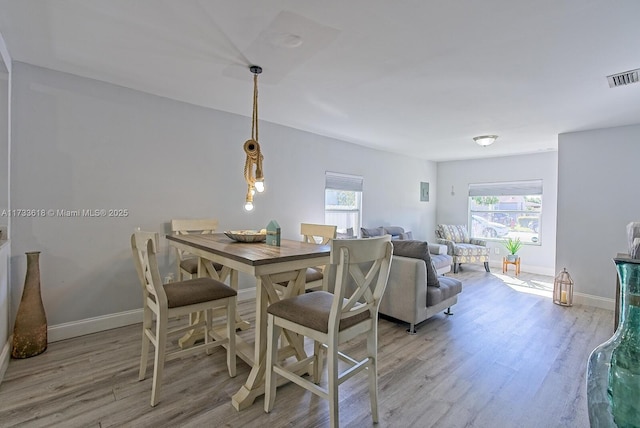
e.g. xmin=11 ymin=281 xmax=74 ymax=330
xmin=243 ymin=65 xmax=265 ymax=212
xmin=473 ymin=135 xmax=498 ymax=147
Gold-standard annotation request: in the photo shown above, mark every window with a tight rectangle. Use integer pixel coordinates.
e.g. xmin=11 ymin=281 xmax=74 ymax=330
xmin=325 ymin=172 xmax=362 ymax=238
xmin=468 ymin=180 xmax=543 ymax=245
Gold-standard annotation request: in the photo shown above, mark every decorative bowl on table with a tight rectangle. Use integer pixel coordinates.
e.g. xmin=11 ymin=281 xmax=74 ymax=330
xmin=224 ymin=230 xmax=267 ymax=243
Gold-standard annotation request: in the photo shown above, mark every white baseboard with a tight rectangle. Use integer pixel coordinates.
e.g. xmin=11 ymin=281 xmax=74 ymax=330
xmin=48 ymin=287 xmax=257 ymax=343
xmin=488 ymin=261 xmax=614 ymax=310
xmin=574 ymin=292 xmax=615 ymax=311
xmin=488 ymin=261 xmax=555 ymax=277
xmin=48 ymin=309 xmax=143 ymax=343
xmin=0 ymin=338 xmax=10 ymax=385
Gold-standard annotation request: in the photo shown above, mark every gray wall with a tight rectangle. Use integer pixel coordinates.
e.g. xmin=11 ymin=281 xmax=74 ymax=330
xmin=556 ymin=124 xmax=640 ymax=308
xmin=9 ymin=62 xmax=437 ymax=328
xmin=436 ymin=152 xmax=558 ymax=275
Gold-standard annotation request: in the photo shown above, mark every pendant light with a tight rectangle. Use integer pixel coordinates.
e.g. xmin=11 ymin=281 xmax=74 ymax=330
xmin=243 ymin=65 xmax=265 ymax=211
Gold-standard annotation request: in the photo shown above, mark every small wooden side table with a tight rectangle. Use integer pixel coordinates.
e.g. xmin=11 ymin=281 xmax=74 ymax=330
xmin=503 ymin=256 xmax=520 ymax=276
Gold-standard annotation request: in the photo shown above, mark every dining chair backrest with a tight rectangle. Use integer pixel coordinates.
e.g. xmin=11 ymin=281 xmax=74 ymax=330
xmin=300 ymin=223 xmax=337 ymax=245
xmin=170 ymin=218 xmax=219 ymax=235
xmin=298 ymin=223 xmax=337 ymax=291
xmin=171 ymin=218 xmax=219 ymax=280
xmin=328 ymin=235 xmax=393 ymax=334
xmin=131 ymin=231 xmax=165 ymax=306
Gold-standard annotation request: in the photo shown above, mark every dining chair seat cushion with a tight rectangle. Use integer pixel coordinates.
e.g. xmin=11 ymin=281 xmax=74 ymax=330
xmin=163 ymin=278 xmax=237 ymax=308
xmin=180 ymin=257 xmax=224 ymax=275
xmin=305 ymin=267 xmax=324 ymax=283
xmin=267 ymin=291 xmax=370 ymax=333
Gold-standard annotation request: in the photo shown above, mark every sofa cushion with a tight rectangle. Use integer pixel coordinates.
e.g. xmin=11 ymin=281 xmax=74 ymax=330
xmin=438 ymin=224 xmax=470 ymax=243
xmin=453 ymin=243 xmax=490 ymax=257
xmin=426 ymin=276 xmax=462 ymax=306
xmin=430 ymin=254 xmax=453 ymax=274
xmin=361 ymin=227 xmax=385 ymax=238
xmin=392 ymin=240 xmax=439 ymax=287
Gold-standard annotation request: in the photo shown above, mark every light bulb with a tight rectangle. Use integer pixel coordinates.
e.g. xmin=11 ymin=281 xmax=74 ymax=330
xmin=244 ymin=201 xmax=254 ymax=211
xmin=254 ymin=179 xmax=264 ymax=193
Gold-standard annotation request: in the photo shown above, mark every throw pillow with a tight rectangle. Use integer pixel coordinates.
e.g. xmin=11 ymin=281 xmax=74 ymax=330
xmin=361 ymin=226 xmax=385 ymax=238
xmin=392 ymin=240 xmax=440 ymax=287
xmin=399 ymin=231 xmax=414 ymax=240
xmin=336 ymin=227 xmax=355 ymax=239
xmin=383 ymin=226 xmax=405 ymax=237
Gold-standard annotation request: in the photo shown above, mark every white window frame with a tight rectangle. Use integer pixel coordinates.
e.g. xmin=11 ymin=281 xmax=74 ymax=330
xmin=468 ymin=179 xmax=543 ymax=245
xmin=324 ymin=172 xmax=363 ymax=238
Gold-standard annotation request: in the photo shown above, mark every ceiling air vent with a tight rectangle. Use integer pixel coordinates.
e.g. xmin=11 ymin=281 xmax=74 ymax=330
xmin=607 ymin=69 xmax=640 ymax=88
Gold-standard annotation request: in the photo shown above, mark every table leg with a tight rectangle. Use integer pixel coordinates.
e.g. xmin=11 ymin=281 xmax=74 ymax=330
xmin=179 ymin=259 xmax=249 ymax=349
xmin=231 ymin=269 xmax=310 ymax=410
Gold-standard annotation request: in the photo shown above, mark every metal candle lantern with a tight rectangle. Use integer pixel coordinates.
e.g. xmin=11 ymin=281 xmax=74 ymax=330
xmin=553 ymin=267 xmax=573 ymax=306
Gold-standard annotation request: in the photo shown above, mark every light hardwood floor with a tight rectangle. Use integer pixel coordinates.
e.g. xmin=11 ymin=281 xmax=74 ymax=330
xmin=0 ymin=265 xmax=613 ymax=428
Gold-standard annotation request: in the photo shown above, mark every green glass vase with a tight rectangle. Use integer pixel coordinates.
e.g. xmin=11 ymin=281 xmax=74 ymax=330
xmin=587 ymin=257 xmax=640 ymax=427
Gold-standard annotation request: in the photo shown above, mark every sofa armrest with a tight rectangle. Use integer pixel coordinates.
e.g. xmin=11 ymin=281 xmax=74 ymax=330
xmin=428 ymin=243 xmax=447 ymax=255
xmin=435 ymin=238 xmax=455 ymax=256
xmin=469 ymin=237 xmax=487 ymax=246
xmin=379 ymin=255 xmax=427 ymax=326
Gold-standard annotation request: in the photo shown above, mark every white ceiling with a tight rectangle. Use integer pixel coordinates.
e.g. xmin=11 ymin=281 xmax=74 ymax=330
xmin=0 ymin=0 xmax=639 ymax=161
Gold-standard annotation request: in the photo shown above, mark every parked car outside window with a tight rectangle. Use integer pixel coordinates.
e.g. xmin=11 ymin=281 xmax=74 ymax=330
xmin=517 ymin=216 xmax=539 ymax=233
xmin=491 ymin=212 xmax=513 ymax=226
xmin=471 ymin=215 xmax=509 ymax=238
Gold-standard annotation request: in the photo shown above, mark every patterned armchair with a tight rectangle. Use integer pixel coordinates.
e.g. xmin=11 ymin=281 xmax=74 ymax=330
xmin=435 ymin=224 xmax=490 ymax=273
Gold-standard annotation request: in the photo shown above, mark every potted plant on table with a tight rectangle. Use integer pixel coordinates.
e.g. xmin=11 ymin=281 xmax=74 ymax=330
xmin=503 ymin=237 xmax=522 ymax=262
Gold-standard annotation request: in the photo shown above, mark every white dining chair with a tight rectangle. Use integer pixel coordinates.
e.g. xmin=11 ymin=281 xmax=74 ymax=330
xmin=300 ymin=223 xmax=337 ymax=291
xmin=131 ymin=230 xmax=237 ymax=406
xmin=264 ymin=235 xmax=393 ymax=428
xmin=170 ymin=218 xmax=223 ymax=280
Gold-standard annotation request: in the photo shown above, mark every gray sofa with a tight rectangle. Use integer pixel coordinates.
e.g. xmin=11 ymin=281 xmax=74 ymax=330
xmin=361 ymin=226 xmax=413 ymax=240
xmin=379 ymin=240 xmax=462 ymax=333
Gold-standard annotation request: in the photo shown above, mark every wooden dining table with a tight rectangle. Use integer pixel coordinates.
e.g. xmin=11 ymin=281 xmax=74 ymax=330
xmin=165 ymin=232 xmax=331 ymax=410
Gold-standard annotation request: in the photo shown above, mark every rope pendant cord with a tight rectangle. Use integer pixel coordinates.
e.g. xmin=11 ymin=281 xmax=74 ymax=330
xmin=252 ymin=72 xmax=258 ymax=143
xmin=243 ymin=66 xmax=264 ymax=209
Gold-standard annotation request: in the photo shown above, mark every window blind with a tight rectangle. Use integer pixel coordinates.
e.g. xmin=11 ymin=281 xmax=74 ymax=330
xmin=325 ymin=172 xmax=363 ymax=192
xmin=468 ymin=179 xmax=542 ymax=196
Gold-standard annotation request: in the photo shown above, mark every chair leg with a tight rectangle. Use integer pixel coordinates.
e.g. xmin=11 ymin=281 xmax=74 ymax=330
xmin=139 ymin=307 xmax=152 ymax=380
xmin=367 ymin=327 xmax=379 ymax=423
xmin=444 ymin=307 xmax=453 ymax=315
xmin=264 ymin=315 xmax=280 ymax=413
xmin=454 ymin=263 xmax=459 ymax=274
xmin=227 ymin=297 xmax=237 ymax=378
xmin=150 ymin=314 xmax=168 ymax=407
xmin=327 ymin=340 xmax=339 ymax=428
xmin=313 ymin=340 xmax=323 ymax=384
xmin=204 ymin=309 xmax=213 ymax=355
xmin=484 ymin=261 xmax=490 ymax=272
